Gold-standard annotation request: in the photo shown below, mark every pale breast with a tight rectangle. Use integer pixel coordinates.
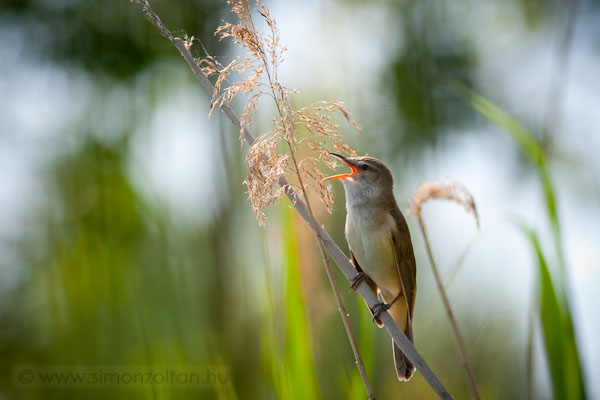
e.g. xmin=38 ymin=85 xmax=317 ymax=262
xmin=345 ymin=209 xmax=401 ymax=295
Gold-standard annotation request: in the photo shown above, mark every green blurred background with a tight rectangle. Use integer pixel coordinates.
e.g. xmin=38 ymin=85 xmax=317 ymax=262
xmin=1 ymin=0 xmax=599 ymax=399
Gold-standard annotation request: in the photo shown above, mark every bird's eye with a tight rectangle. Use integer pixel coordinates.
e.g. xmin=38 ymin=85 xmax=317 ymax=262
xmin=360 ymin=164 xmax=369 ymax=171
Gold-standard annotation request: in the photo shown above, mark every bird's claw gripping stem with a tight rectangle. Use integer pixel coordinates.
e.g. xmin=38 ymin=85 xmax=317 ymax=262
xmin=349 ymin=271 xmax=368 ymax=292
xmin=370 ymin=291 xmax=402 ymax=322
xmin=371 ymin=301 xmax=394 ymax=322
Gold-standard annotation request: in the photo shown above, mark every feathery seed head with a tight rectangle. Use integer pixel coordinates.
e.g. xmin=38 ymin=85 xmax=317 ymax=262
xmin=410 ymin=178 xmax=479 ymax=228
xmin=205 ymin=0 xmax=360 ymax=224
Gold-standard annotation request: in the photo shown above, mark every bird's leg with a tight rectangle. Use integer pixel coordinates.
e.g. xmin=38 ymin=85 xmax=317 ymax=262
xmin=349 ymin=271 xmax=374 ymax=292
xmin=371 ymin=291 xmax=403 ymax=322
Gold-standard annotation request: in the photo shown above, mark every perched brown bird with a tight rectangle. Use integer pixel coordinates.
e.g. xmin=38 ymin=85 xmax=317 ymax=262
xmin=326 ymin=153 xmax=417 ymax=381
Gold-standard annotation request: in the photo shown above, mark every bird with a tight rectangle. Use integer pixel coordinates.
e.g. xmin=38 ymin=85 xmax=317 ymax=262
xmin=325 ymin=153 xmax=417 ymax=381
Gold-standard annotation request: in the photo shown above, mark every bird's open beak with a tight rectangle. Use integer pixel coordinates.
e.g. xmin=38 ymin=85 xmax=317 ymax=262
xmin=325 ymin=153 xmax=358 ymax=181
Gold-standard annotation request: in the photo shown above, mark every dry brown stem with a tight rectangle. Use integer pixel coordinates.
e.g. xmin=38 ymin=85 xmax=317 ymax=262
xmin=410 ymin=178 xmax=481 ymax=400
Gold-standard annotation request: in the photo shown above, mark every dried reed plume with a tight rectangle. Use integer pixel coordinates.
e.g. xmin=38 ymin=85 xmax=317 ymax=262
xmin=410 ymin=178 xmax=479 ymax=228
xmin=200 ymin=0 xmax=359 ymax=225
xmin=410 ymin=177 xmax=481 ymax=400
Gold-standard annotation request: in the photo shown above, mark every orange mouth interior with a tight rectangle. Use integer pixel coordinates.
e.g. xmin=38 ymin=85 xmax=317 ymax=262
xmin=325 ymin=157 xmax=357 ymax=181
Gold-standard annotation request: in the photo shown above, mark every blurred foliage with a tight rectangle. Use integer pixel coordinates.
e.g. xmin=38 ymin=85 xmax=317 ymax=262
xmin=0 ymin=0 xmax=223 ymax=77
xmin=0 ymin=0 xmax=594 ymax=399
xmin=370 ymin=0 xmax=563 ymax=159
xmin=384 ymin=2 xmax=476 ymax=154
xmin=440 ymin=71 xmax=587 ymax=399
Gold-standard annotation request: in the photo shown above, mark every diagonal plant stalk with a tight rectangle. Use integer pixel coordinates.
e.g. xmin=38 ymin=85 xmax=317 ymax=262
xmin=133 ymin=2 xmax=454 ymax=399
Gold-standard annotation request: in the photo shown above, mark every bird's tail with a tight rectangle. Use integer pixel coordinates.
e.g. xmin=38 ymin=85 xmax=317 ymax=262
xmin=387 ymin=293 xmax=415 ymax=381
xmin=393 ymin=338 xmax=415 ymax=381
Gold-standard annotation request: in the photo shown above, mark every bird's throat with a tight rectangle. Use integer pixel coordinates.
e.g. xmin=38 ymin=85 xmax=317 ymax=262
xmin=342 ymin=183 xmax=379 ymax=209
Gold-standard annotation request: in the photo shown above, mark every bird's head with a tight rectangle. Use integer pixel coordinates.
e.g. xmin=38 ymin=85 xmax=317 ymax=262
xmin=325 ymin=153 xmax=394 ymax=205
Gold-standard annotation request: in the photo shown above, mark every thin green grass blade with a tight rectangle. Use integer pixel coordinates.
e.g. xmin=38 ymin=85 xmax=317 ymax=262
xmin=281 ymin=204 xmax=321 ymax=399
xmin=522 ymin=228 xmax=586 ymax=400
xmin=528 ymin=230 xmax=567 ymax=399
xmin=259 ymin=232 xmax=292 ymax=400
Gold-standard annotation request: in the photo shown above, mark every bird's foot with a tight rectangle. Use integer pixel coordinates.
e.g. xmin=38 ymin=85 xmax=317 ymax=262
xmin=349 ymin=272 xmax=369 ymax=292
xmin=371 ymin=301 xmax=394 ymax=322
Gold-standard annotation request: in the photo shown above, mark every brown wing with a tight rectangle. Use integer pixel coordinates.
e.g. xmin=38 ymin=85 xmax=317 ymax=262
xmin=389 ymin=208 xmax=417 ymax=319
